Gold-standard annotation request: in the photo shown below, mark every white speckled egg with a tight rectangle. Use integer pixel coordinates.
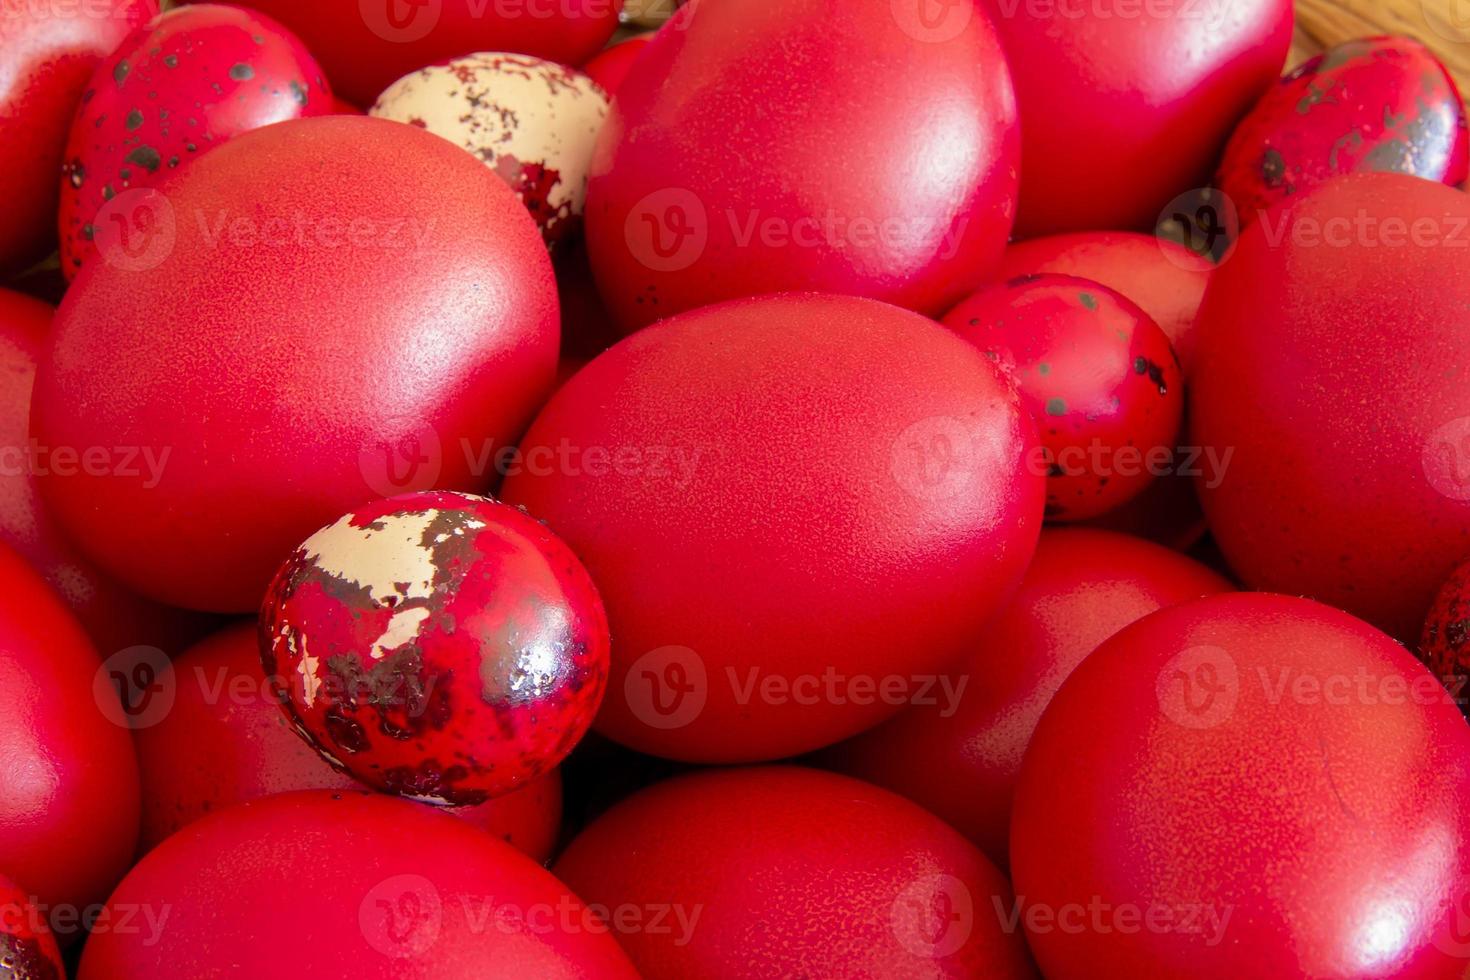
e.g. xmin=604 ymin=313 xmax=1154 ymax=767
xmin=371 ymin=53 xmax=609 ymax=248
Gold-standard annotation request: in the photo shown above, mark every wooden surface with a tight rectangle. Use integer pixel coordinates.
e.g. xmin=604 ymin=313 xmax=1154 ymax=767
xmin=1293 ymin=0 xmax=1470 ymax=86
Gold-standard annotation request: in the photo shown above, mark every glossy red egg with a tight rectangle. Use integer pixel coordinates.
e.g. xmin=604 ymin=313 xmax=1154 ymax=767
xmin=33 ymin=115 xmax=558 ymax=613
xmin=554 ymin=766 xmax=1037 ymax=978
xmin=585 ymin=0 xmax=1019 ymax=331
xmin=0 ymin=872 xmax=63 ymax=978
xmin=0 ymin=0 xmax=156 ymax=273
xmin=58 ymin=3 xmax=332 ymax=279
xmin=261 ymin=491 xmax=609 ymax=805
xmin=78 ymin=790 xmax=639 ymax=978
xmin=502 ymin=293 xmax=1044 ymax=762
xmin=1012 ymin=593 xmax=1470 ymax=978
xmin=581 ymin=35 xmax=651 ymax=97
xmin=988 ymin=0 xmax=1292 ymax=235
xmin=1419 ymin=557 xmax=1470 ymax=717
xmin=819 ymin=529 xmax=1231 ymax=868
xmin=1191 ymin=173 xmax=1470 ymax=640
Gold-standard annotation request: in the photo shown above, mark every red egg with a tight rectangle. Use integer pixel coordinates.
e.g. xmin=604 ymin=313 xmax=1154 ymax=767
xmin=260 ymin=491 xmax=609 ymax=805
xmin=988 ymin=0 xmax=1291 ymax=235
xmin=1219 ymin=37 xmax=1469 ymax=225
xmin=78 ymin=790 xmax=639 ymax=978
xmin=944 ymin=275 xmax=1184 ymax=522
xmin=58 ymin=3 xmax=332 ymax=279
xmin=137 ymin=622 xmax=563 ymax=860
xmin=1419 ymin=558 xmax=1470 ymax=717
xmin=819 ymin=529 xmax=1231 ymax=868
xmin=554 ymin=766 xmax=1037 ymax=978
xmin=502 ymin=293 xmax=1044 ymax=762
xmin=1191 ymin=173 xmax=1470 ymax=640
xmin=584 ymin=0 xmax=1019 ymax=331
xmin=1012 ymin=593 xmax=1470 ymax=978
xmin=581 ymin=35 xmax=651 ymax=97
xmin=33 ymin=115 xmax=558 ymax=613
xmin=0 ymin=0 xmax=156 ymax=273
xmin=0 ymin=542 xmax=140 ymax=936
xmin=201 ymin=0 xmax=623 ymax=106
xmin=0 ymin=873 xmax=63 ymax=977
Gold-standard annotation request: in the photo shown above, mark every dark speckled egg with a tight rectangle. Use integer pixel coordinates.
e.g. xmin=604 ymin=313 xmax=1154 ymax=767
xmin=259 ymin=491 xmax=609 ymax=806
xmin=0 ymin=873 xmax=63 ymax=979
xmin=1418 ymin=558 xmax=1470 ymax=717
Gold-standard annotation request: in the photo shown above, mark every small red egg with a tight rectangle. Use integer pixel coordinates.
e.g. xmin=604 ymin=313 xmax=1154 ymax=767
xmin=944 ymin=275 xmax=1184 ymax=522
xmin=78 ymin=790 xmax=639 ymax=978
xmin=0 ymin=872 xmax=63 ymax=977
xmin=581 ymin=36 xmax=651 ymax=97
xmin=260 ymin=491 xmax=609 ymax=805
xmin=554 ymin=766 xmax=1037 ymax=978
xmin=1012 ymin=593 xmax=1470 ymax=978
xmin=1418 ymin=557 xmax=1470 ymax=716
xmin=58 ymin=4 xmax=332 ymax=279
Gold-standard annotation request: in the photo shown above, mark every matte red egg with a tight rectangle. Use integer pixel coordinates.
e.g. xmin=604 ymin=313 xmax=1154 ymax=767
xmin=78 ymin=790 xmax=639 ymax=978
xmin=1011 ymin=593 xmax=1470 ymax=978
xmin=554 ymin=766 xmax=1037 ymax=978
xmin=1418 ymin=557 xmax=1470 ymax=717
xmin=0 ymin=0 xmax=156 ymax=273
xmin=584 ymin=0 xmax=1019 ymax=331
xmin=581 ymin=36 xmax=651 ymax=97
xmin=137 ymin=621 xmax=563 ymax=860
xmin=1190 ymin=173 xmax=1470 ymax=640
xmin=33 ymin=115 xmax=558 ymax=613
xmin=58 ymin=3 xmax=332 ymax=279
xmin=819 ymin=529 xmax=1231 ymax=868
xmin=501 ymin=293 xmax=1044 ymax=762
xmin=0 ymin=873 xmax=63 ymax=977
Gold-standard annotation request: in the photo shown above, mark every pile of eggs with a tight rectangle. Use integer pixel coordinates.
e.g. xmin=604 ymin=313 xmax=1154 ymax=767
xmin=3 ymin=0 xmax=1470 ymax=976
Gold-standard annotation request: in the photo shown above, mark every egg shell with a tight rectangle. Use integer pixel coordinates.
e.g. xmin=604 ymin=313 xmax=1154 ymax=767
xmin=78 ymin=790 xmax=640 ymax=978
xmin=0 ymin=0 xmax=157 ymax=273
xmin=1012 ymin=593 xmax=1470 ymax=978
xmin=136 ymin=621 xmax=563 ymax=860
xmin=584 ymin=0 xmax=1019 ymax=331
xmin=371 ymin=54 xmax=608 ymax=248
xmin=1218 ymin=36 xmax=1470 ymax=224
xmin=501 ymin=293 xmax=1045 ymax=762
xmin=1190 ymin=173 xmax=1470 ymax=640
xmin=0 ymin=872 xmax=63 ymax=978
xmin=58 ymin=3 xmax=333 ymax=279
xmin=580 ymin=36 xmax=650 ymax=97
xmin=33 ymin=115 xmax=559 ymax=613
xmin=989 ymin=0 xmax=1292 ymax=235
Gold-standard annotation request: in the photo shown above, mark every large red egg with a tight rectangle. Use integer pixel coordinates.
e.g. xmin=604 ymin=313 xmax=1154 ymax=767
xmin=0 ymin=872 xmax=63 ymax=977
xmin=78 ymin=790 xmax=639 ymax=978
xmin=502 ymin=293 xmax=1044 ymax=762
xmin=1011 ymin=593 xmax=1470 ymax=978
xmin=554 ymin=766 xmax=1037 ymax=978
xmin=1191 ymin=173 xmax=1470 ymax=640
xmin=32 ymin=115 xmax=558 ymax=613
xmin=988 ymin=0 xmax=1292 ymax=235
xmin=0 ymin=0 xmax=157 ymax=273
xmin=584 ymin=0 xmax=1019 ymax=331
xmin=819 ymin=529 xmax=1231 ymax=868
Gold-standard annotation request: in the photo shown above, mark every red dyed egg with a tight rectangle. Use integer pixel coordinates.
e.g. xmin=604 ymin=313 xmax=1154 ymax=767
xmin=137 ymin=622 xmax=563 ymax=860
xmin=554 ymin=767 xmax=1037 ymax=978
xmin=501 ymin=293 xmax=1044 ymax=762
xmin=33 ymin=115 xmax=558 ymax=613
xmin=1012 ymin=593 xmax=1470 ymax=978
xmin=79 ymin=791 xmax=639 ymax=978
xmin=988 ymin=0 xmax=1292 ymax=235
xmin=585 ymin=0 xmax=1019 ymax=331
xmin=581 ymin=35 xmax=651 ymax=97
xmin=1219 ymin=37 xmax=1469 ymax=225
xmin=0 ymin=873 xmax=63 ymax=977
xmin=58 ymin=3 xmax=332 ymax=279
xmin=1191 ymin=173 xmax=1470 ymax=640
xmin=944 ymin=275 xmax=1184 ymax=522
xmin=819 ymin=529 xmax=1231 ymax=868
xmin=1418 ymin=558 xmax=1470 ymax=717
xmin=260 ymin=491 xmax=609 ymax=805
xmin=0 ymin=0 xmax=156 ymax=273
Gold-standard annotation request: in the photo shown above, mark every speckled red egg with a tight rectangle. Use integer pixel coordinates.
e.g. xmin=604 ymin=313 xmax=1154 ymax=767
xmin=819 ymin=529 xmax=1231 ymax=869
xmin=0 ymin=873 xmax=63 ymax=978
xmin=137 ymin=622 xmax=563 ymax=860
xmin=1191 ymin=173 xmax=1470 ymax=640
xmin=1418 ymin=558 xmax=1470 ymax=717
xmin=1219 ymin=37 xmax=1469 ymax=225
xmin=944 ymin=275 xmax=1184 ymax=522
xmin=33 ymin=115 xmax=558 ymax=613
xmin=585 ymin=0 xmax=1019 ymax=331
xmin=1012 ymin=593 xmax=1470 ymax=978
xmin=260 ymin=491 xmax=608 ymax=805
xmin=502 ymin=293 xmax=1044 ymax=762
xmin=554 ymin=767 xmax=1037 ymax=978
xmin=58 ymin=4 xmax=331 ymax=279
xmin=0 ymin=0 xmax=156 ymax=273
xmin=79 ymin=790 xmax=639 ymax=978
xmin=580 ymin=35 xmax=651 ymax=97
